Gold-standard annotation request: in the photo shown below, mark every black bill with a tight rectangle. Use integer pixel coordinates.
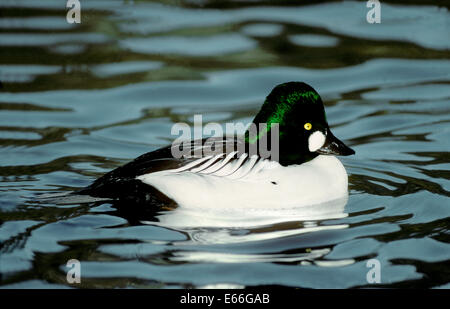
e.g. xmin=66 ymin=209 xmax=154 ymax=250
xmin=316 ymin=130 xmax=355 ymax=156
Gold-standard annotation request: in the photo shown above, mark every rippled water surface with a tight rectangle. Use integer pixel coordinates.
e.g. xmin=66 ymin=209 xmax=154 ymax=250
xmin=0 ymin=0 xmax=449 ymax=289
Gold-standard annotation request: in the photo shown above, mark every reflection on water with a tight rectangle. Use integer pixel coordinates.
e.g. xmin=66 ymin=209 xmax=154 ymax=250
xmin=152 ymin=196 xmax=348 ymax=229
xmin=0 ymin=0 xmax=449 ymax=289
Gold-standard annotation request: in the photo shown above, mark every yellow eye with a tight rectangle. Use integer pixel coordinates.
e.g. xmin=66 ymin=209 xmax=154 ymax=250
xmin=304 ymin=123 xmax=312 ymax=130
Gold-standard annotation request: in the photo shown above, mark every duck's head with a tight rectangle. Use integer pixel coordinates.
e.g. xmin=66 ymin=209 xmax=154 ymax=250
xmin=245 ymin=82 xmax=355 ymax=166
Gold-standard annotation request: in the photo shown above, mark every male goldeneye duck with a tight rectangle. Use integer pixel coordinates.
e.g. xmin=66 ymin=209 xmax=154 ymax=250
xmin=78 ymin=82 xmax=355 ymax=209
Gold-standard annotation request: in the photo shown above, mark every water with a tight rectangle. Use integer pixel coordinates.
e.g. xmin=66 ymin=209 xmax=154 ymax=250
xmin=0 ymin=0 xmax=449 ymax=289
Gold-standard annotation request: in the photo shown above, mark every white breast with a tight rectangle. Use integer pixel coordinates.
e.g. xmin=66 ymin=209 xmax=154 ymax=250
xmin=136 ymin=155 xmax=349 ymax=210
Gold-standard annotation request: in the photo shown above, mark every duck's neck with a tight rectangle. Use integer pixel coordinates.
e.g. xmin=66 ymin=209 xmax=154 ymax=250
xmin=278 ymin=148 xmax=319 ymax=166
xmin=244 ymin=128 xmax=317 ymax=166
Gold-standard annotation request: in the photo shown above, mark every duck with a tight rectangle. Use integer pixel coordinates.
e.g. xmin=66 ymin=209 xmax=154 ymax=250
xmin=77 ymin=82 xmax=355 ymax=210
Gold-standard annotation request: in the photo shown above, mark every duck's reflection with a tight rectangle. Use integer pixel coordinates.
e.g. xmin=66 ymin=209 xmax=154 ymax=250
xmin=150 ymin=195 xmax=349 ymax=230
xmin=38 ymin=192 xmax=351 ymax=265
xmin=37 ymin=191 xmax=349 ymax=234
xmin=140 ymin=196 xmax=350 ymax=264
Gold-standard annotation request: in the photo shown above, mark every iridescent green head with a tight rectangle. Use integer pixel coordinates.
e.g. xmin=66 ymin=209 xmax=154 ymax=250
xmin=245 ymin=82 xmax=354 ymax=165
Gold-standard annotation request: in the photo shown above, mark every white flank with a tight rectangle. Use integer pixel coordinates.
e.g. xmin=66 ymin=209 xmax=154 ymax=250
xmin=136 ymin=155 xmax=348 ymax=210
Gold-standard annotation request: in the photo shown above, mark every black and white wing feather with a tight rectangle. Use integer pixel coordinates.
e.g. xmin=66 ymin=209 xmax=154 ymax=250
xmin=78 ymin=137 xmax=270 ymax=200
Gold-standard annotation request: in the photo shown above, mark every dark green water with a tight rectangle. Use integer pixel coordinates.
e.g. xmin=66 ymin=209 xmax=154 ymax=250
xmin=0 ymin=0 xmax=449 ymax=288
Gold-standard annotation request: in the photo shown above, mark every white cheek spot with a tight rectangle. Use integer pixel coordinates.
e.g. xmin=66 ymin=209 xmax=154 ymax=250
xmin=308 ymin=131 xmax=326 ymax=152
